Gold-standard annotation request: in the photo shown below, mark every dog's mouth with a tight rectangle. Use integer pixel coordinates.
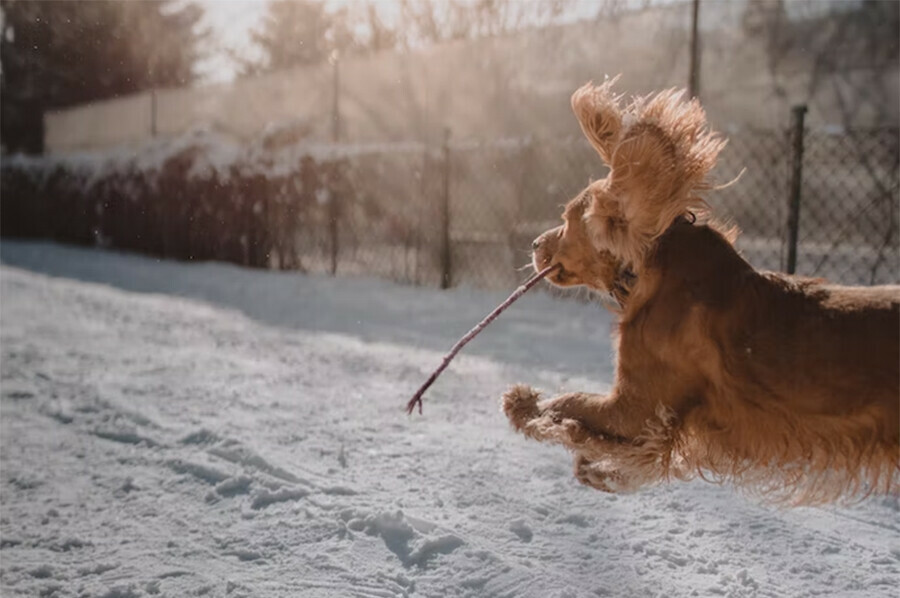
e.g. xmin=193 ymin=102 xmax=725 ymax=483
xmin=532 ymin=250 xmax=575 ymax=287
xmin=546 ymin=263 xmax=576 ymax=286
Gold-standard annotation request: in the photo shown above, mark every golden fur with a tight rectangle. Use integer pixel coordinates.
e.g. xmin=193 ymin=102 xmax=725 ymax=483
xmin=504 ymin=79 xmax=900 ymax=504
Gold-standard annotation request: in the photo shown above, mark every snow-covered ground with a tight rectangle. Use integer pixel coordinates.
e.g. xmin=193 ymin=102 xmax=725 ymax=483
xmin=1 ymin=240 xmax=898 ymax=598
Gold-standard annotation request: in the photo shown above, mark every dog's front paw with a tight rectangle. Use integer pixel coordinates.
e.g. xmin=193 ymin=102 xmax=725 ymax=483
xmin=503 ymin=386 xmax=595 ymax=446
xmin=502 ymin=384 xmax=542 ymax=431
xmin=574 ymin=455 xmax=619 ymax=493
xmin=532 ymin=392 xmax=614 ymax=437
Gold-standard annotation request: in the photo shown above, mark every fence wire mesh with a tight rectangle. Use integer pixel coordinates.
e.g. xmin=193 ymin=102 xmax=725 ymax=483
xmin=2 ymin=123 xmax=897 ymax=290
xmin=795 ymin=129 xmax=899 ymax=284
xmin=317 ymin=124 xmax=898 ymax=289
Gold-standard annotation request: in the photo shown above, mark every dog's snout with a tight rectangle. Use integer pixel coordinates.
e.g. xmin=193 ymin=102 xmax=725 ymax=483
xmin=532 ymin=226 xmax=563 ymax=261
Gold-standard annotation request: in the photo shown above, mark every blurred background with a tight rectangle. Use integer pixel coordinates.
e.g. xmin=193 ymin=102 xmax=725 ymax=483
xmin=1 ymin=0 xmax=897 ymax=288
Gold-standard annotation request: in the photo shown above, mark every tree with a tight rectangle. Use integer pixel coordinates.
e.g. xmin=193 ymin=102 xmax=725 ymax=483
xmin=239 ymin=0 xmax=579 ymax=77
xmin=394 ymin=0 xmax=576 ymax=47
xmin=743 ymin=0 xmax=899 ymax=125
xmin=235 ymin=0 xmax=400 ymax=77
xmin=241 ymin=0 xmax=331 ymax=75
xmin=1 ymin=0 xmax=208 ymax=153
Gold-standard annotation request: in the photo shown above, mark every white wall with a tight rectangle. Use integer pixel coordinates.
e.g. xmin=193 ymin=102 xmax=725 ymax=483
xmin=43 ymin=3 xmax=898 ymax=155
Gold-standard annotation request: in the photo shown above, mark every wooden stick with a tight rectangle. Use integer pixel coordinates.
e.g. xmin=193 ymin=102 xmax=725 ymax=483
xmin=406 ymin=263 xmax=560 ymax=415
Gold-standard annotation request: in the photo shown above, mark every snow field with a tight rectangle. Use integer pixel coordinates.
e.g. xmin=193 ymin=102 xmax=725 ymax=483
xmin=1 ymin=241 xmax=898 ymax=597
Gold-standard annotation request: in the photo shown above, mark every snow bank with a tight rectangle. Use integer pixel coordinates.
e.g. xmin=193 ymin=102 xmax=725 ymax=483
xmin=1 ymin=240 xmax=898 ymax=597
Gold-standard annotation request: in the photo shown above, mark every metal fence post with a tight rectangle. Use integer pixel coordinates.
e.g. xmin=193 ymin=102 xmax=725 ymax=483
xmin=151 ymin=90 xmax=158 ymax=138
xmin=440 ymin=128 xmax=452 ymax=289
xmin=413 ymin=140 xmax=428 ymax=287
xmin=511 ymin=137 xmax=534 ymax=277
xmin=688 ymin=0 xmax=701 ymax=100
xmin=785 ymin=104 xmax=807 ymax=275
xmin=329 ymin=51 xmax=341 ymax=276
xmin=331 ymin=50 xmax=340 ymax=144
xmin=329 ymin=174 xmax=339 ymax=276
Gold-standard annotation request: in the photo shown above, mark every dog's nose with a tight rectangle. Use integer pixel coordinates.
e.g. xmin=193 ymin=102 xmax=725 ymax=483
xmin=532 ymin=238 xmax=542 ymax=250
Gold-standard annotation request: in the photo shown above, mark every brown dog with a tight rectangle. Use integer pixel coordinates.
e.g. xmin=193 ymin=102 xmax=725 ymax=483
xmin=503 ymin=79 xmax=899 ymax=504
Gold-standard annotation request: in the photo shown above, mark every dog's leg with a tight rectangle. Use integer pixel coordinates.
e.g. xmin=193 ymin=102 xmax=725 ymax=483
xmin=503 ymin=384 xmax=656 ymax=440
xmin=502 ymin=384 xmax=600 ymax=445
xmin=502 ymin=384 xmax=674 ymax=492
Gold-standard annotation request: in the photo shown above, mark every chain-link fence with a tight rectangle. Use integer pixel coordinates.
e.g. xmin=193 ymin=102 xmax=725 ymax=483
xmin=716 ymin=123 xmax=898 ymax=285
xmin=1 ymin=117 xmax=897 ymax=289
xmin=323 ymin=119 xmax=898 ymax=289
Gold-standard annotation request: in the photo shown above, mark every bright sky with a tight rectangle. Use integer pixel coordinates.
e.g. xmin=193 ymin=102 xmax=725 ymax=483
xmin=196 ymin=0 xmax=268 ymax=83
xmin=194 ymin=0 xmax=699 ymax=84
xmin=195 ymin=0 xmax=412 ymax=83
xmin=193 ymin=0 xmax=600 ymax=84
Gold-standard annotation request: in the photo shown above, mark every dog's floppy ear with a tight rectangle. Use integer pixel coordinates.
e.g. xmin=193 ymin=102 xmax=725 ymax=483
xmin=571 ymin=78 xmax=632 ymax=262
xmin=570 ymin=77 xmax=624 ymax=166
xmin=609 ymin=90 xmax=725 ymax=260
xmin=575 ymin=81 xmax=727 ymax=268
